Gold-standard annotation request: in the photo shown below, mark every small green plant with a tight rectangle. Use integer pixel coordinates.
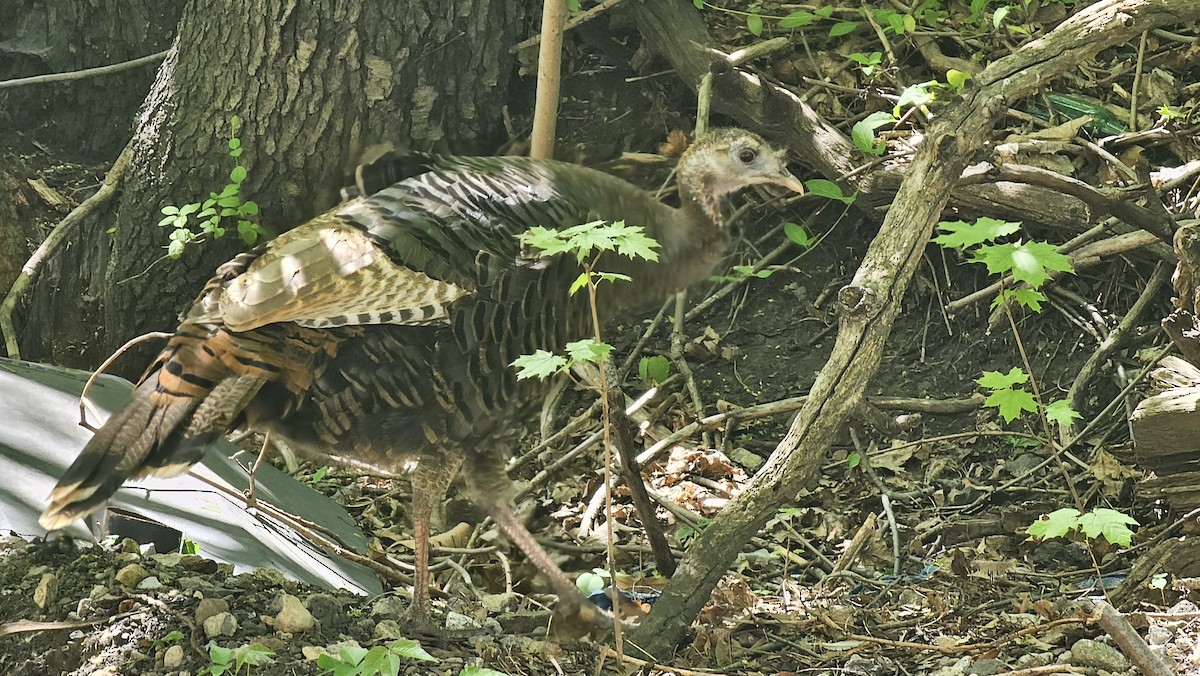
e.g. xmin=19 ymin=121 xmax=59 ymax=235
xmin=199 ymin=642 xmax=275 ymax=676
xmin=848 ymin=51 xmax=883 ymax=77
xmin=933 ymin=217 xmax=1078 ymax=432
xmin=676 ymin=517 xmax=711 ymax=543
xmin=152 ymin=630 xmax=184 ymax=647
xmin=158 ymin=115 xmax=265 ymax=258
xmin=510 ymin=220 xmax=660 ymax=380
xmin=316 ymin=639 xmax=437 ymax=675
xmin=1027 ymin=507 xmax=1138 ymax=548
xmin=691 ymin=1 xmax=852 ymax=38
xmin=638 ymin=355 xmax=670 ymax=385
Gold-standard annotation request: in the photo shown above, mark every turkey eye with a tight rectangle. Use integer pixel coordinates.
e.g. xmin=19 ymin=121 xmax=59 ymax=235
xmin=737 ymin=147 xmax=758 ymax=164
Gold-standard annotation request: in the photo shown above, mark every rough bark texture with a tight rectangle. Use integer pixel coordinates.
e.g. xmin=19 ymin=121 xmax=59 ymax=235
xmin=0 ymin=0 xmax=181 ymax=157
xmin=20 ymin=0 xmax=526 ymax=372
xmin=628 ymin=0 xmax=1200 ymax=658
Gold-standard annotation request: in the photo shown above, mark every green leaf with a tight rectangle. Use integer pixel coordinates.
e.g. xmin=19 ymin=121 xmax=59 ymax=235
xmin=995 ymin=288 xmax=1046 ymax=312
xmin=828 ymin=21 xmax=857 ymax=37
xmin=1044 ymin=399 xmax=1081 ymax=428
xmin=848 ymin=52 xmax=880 ymax=66
xmin=238 ymin=200 xmax=259 ymax=216
xmin=639 ymin=355 xmax=670 ymax=385
xmin=565 ymin=339 xmax=612 ymax=365
xmin=229 ymin=115 xmax=240 ymax=133
xmin=338 ymin=645 xmax=369 ymax=665
xmin=805 ymin=179 xmax=856 ymax=204
xmin=511 ymin=350 xmax=568 ymax=380
xmin=229 ymin=165 xmax=247 ymax=184
xmin=851 ymin=111 xmax=894 ymax=156
xmin=977 ymin=368 xmax=1028 ymax=390
xmin=932 ymin=217 xmax=1022 ymax=250
xmin=895 ymin=81 xmax=938 ymax=114
xmin=746 ymin=13 xmax=763 ymax=36
xmin=731 ymin=264 xmax=774 ymax=279
xmin=207 ymin=643 xmax=235 ymax=667
xmin=693 ymin=0 xmax=704 ymax=8
xmin=815 ymin=6 xmax=834 ymax=18
xmin=1082 ymin=508 xmax=1139 ymax=548
xmin=389 ymin=639 xmax=438 ymax=662
xmin=594 ymin=272 xmax=631 ymax=285
xmin=971 ymin=241 xmax=1073 ymax=289
xmin=235 ymin=644 xmax=275 ymax=668
xmin=993 ymin=5 xmax=1011 ymax=28
xmin=569 ymin=272 xmax=590 ymax=297
xmin=160 ymin=205 xmax=180 ymax=216
xmin=779 ymin=10 xmax=814 ymax=28
xmin=984 ymin=386 xmax=1038 ymax=422
xmin=229 ymin=147 xmax=243 ymax=158
xmin=1027 ymin=507 xmax=1082 ymax=540
xmin=359 ymin=646 xmax=392 ymax=674
xmin=783 ymin=222 xmax=813 ymax=247
xmin=946 ymin=69 xmax=971 ymax=93
xmin=228 ymin=137 xmax=241 ymax=151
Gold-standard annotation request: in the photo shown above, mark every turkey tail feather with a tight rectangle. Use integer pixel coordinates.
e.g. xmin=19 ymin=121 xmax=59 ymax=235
xmin=39 ymin=330 xmax=268 ymax=531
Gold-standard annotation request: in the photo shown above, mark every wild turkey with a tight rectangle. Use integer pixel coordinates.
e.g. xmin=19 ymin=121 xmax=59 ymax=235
xmin=39 ymin=128 xmax=803 ymax=626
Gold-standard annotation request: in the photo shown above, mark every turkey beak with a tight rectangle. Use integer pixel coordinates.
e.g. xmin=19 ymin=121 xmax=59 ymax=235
xmin=770 ymin=170 xmax=805 ymax=195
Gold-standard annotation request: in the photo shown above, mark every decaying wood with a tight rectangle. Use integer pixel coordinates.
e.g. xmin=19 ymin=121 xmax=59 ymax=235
xmin=1131 ymin=220 xmax=1200 ymax=508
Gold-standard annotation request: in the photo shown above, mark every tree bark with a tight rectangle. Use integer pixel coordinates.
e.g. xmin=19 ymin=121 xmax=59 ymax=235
xmin=20 ymin=0 xmax=527 ymax=372
xmin=627 ymin=0 xmax=1200 ymax=658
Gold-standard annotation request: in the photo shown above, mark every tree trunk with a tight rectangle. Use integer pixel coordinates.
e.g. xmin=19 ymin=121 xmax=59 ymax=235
xmin=20 ymin=0 xmax=527 ymax=373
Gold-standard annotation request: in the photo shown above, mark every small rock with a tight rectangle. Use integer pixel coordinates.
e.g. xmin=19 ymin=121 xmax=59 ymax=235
xmin=928 ymin=656 xmax=971 ymax=676
xmin=252 ymin=567 xmax=289 ymax=587
xmin=481 ymin=593 xmax=517 ymax=612
xmin=195 ymin=597 xmax=230 ymax=625
xmin=119 ymin=538 xmax=141 ymax=554
xmin=181 ymin=555 xmax=218 ymax=573
xmin=1006 ymin=452 xmax=1044 ymax=477
xmin=968 ymin=658 xmax=1004 ymax=675
xmin=728 ymin=447 xmax=764 ymax=471
xmin=310 ymin=640 xmax=363 ymax=662
xmin=1071 ymin=638 xmax=1131 ymax=672
xmin=1146 ymin=624 xmax=1172 ymax=645
xmin=203 ymin=611 xmax=238 ymax=638
xmin=374 ymin=619 xmax=404 ymax=640
xmin=305 ymin=594 xmax=342 ymax=628
xmin=136 ymin=576 xmax=163 ymax=591
xmin=163 ymin=644 xmax=185 ymax=668
xmin=371 ymin=596 xmax=406 ymax=618
xmin=272 ymin=593 xmax=315 ymax=633
xmin=301 ymin=645 xmax=328 ymax=661
xmin=115 ymin=564 xmax=149 ymax=588
xmin=446 ymin=611 xmax=481 ymax=630
xmin=154 ymin=553 xmax=183 ymax=568
xmin=34 ymin=573 xmax=59 ymax=609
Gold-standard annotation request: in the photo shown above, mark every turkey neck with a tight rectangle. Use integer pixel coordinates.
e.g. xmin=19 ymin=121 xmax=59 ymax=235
xmin=596 ymin=179 xmax=731 ymax=320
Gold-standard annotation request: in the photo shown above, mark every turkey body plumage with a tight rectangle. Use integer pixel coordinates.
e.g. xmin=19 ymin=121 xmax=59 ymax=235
xmin=40 ymin=129 xmax=803 ymax=627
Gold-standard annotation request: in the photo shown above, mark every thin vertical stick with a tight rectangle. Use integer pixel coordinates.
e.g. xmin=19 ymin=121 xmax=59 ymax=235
xmin=530 ymin=0 xmax=567 ymax=159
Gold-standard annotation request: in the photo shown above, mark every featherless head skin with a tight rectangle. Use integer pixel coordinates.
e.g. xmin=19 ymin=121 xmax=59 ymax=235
xmin=676 ymin=128 xmax=805 ymax=226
